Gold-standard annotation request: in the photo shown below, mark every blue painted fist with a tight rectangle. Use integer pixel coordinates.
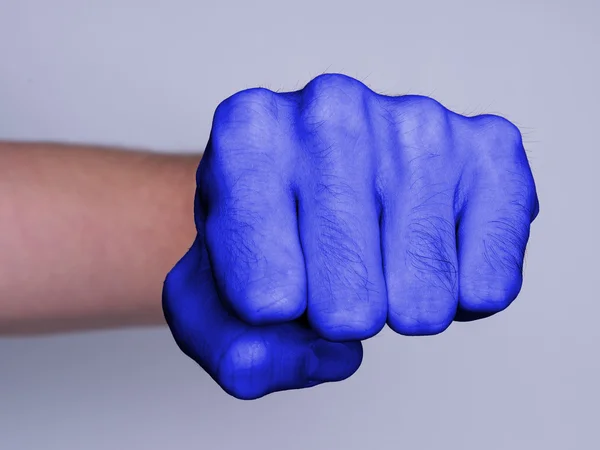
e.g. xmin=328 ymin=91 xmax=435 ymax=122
xmin=163 ymin=73 xmax=540 ymax=399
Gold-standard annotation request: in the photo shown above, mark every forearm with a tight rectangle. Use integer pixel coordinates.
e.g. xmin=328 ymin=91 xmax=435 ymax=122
xmin=0 ymin=141 xmax=198 ymax=335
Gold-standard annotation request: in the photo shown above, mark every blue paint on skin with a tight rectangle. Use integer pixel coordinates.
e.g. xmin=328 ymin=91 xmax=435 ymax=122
xmin=163 ymin=73 xmax=540 ymax=399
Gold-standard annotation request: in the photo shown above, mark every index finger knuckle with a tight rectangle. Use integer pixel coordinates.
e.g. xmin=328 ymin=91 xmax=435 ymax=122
xmin=211 ymin=87 xmax=279 ymax=156
xmin=207 ymin=87 xmax=284 ymax=190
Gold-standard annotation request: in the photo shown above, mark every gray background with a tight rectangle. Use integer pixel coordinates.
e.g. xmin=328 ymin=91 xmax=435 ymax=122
xmin=0 ymin=0 xmax=598 ymax=449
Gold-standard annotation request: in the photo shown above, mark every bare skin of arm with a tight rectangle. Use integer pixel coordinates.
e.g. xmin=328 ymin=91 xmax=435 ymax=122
xmin=0 ymin=142 xmax=198 ymax=335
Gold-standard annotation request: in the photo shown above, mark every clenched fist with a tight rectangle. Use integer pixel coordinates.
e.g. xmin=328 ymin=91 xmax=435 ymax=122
xmin=163 ymin=73 xmax=539 ymax=399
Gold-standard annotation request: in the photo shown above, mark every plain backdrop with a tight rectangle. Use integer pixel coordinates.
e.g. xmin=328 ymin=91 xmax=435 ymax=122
xmin=1 ymin=0 xmax=598 ymax=449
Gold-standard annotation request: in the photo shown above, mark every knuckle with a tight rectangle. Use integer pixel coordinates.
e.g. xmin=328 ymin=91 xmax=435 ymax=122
xmin=412 ymin=95 xmax=448 ymax=118
xmin=465 ymin=115 xmax=539 ymax=219
xmin=397 ymin=95 xmax=450 ymax=135
xmin=217 ymin=332 xmax=270 ymax=400
xmin=305 ymin=73 xmax=366 ymax=100
xmin=211 ymin=87 xmax=279 ymax=157
xmin=471 ymin=114 xmax=523 ymax=155
xmin=389 ymin=95 xmax=452 ymax=161
xmin=207 ymin=88 xmax=285 ymax=194
xmin=214 ymin=87 xmax=278 ymax=128
xmin=300 ymin=73 xmax=369 ymax=136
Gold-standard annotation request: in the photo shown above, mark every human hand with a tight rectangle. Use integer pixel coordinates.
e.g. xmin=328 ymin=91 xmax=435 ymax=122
xmin=163 ymin=73 xmax=539 ymax=399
